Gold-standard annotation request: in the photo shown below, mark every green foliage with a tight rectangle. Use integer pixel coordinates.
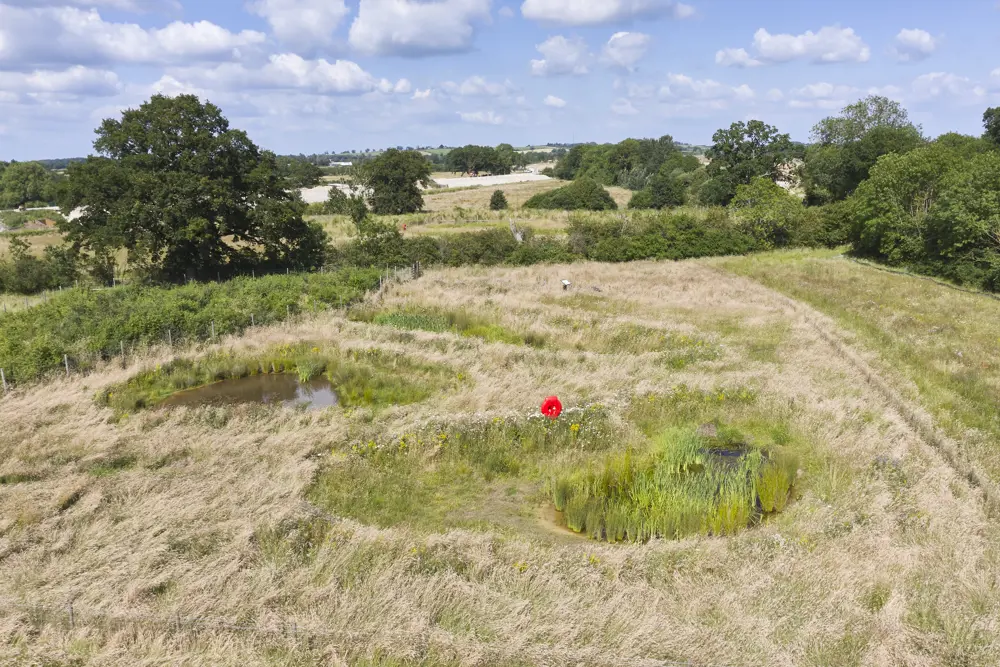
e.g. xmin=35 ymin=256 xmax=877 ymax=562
xmin=985 ymin=107 xmax=1000 ymax=147
xmin=325 ymin=187 xmax=350 ymax=214
xmin=628 ymin=169 xmax=686 ymax=210
xmin=489 ymin=189 xmax=509 ymax=211
xmin=567 ymin=210 xmax=758 ymax=261
xmin=447 ymin=145 xmax=514 ymax=175
xmin=100 ymin=343 xmax=457 ymax=414
xmin=0 ymin=239 xmax=80 ymax=294
xmin=353 ymin=149 xmax=432 ymax=215
xmin=60 ymin=94 xmax=325 ymax=283
xmin=706 ymin=120 xmax=793 ymax=204
xmin=728 ymin=177 xmax=804 ymax=248
xmin=522 ymin=177 xmax=617 ymax=211
xmin=803 ymin=96 xmax=925 ymax=204
xmin=0 ymin=269 xmax=380 ymax=385
xmin=0 ymin=161 xmax=56 ymax=209
xmin=551 ymin=427 xmax=795 ymax=541
xmin=551 ymin=136 xmax=690 ymax=190
xmin=279 ymin=157 xmax=323 ymax=188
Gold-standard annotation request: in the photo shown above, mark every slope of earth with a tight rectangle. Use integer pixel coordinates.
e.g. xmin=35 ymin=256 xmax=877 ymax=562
xmin=0 ymin=259 xmax=997 ymax=666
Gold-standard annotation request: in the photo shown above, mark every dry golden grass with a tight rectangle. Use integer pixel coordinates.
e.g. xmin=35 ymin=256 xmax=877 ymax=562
xmin=2 ymin=258 xmax=999 ymax=665
xmin=0 ymin=230 xmax=64 ymax=259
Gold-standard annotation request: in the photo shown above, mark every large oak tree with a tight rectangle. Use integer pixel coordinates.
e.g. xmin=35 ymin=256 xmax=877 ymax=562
xmin=60 ymin=94 xmax=326 ymax=283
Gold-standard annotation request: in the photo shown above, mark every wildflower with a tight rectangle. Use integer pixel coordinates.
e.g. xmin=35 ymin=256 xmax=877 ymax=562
xmin=540 ymin=396 xmax=562 ymax=420
xmin=570 ymin=423 xmax=580 ymax=434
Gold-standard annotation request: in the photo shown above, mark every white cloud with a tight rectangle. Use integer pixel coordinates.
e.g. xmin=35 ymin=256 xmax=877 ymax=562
xmin=659 ymin=73 xmax=755 ymax=101
xmin=0 ymin=66 xmax=121 ymax=98
xmin=910 ymin=72 xmax=986 ymax=102
xmin=765 ymin=87 xmax=783 ymax=101
xmin=498 ymin=5 xmax=515 ymax=17
xmin=787 ymin=82 xmax=858 ymax=109
xmin=891 ymin=28 xmax=937 ymax=63
xmin=412 ymin=88 xmax=432 ymax=100
xmin=247 ymin=0 xmax=350 ymax=49
xmin=457 ymin=110 xmax=504 ymax=124
xmin=611 ymin=97 xmax=638 ymax=115
xmin=530 ymin=35 xmax=590 ymax=76
xmin=603 ymin=32 xmax=650 ymax=71
xmin=164 ymin=54 xmax=408 ymax=96
xmin=543 ymin=94 xmax=566 ymax=107
xmin=717 ymin=26 xmax=870 ymax=67
xmin=348 ymin=0 xmax=491 ymax=57
xmin=714 ymin=48 xmax=761 ymax=68
xmin=0 ymin=6 xmax=265 ymax=67
xmin=521 ymin=0 xmax=692 ymax=26
xmin=441 ymin=75 xmax=514 ymax=96
xmin=2 ymin=0 xmax=180 ymax=11
xmin=992 ymin=68 xmax=1000 ymax=78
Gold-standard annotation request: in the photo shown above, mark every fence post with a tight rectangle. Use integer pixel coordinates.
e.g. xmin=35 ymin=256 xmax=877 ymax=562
xmin=64 ymin=354 xmax=69 ymax=377
xmin=286 ymin=304 xmax=290 ymax=318
xmin=251 ymin=313 xmax=255 ymax=326
xmin=68 ymin=602 xmax=74 ymax=629
xmin=120 ymin=341 xmax=124 ymax=358
xmin=167 ymin=329 xmax=172 ymax=347
xmin=1 ymin=368 xmax=6 ymax=393
xmin=211 ymin=320 xmax=215 ymax=339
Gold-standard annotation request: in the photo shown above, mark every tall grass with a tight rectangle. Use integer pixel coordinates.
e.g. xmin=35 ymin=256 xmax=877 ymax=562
xmin=354 ymin=306 xmax=548 ymax=348
xmin=0 ymin=269 xmax=381 ymax=385
xmin=551 ymin=427 xmax=795 ymax=542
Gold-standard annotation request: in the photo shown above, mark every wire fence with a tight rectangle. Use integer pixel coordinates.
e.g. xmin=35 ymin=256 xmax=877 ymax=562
xmin=0 ymin=595 xmax=744 ymax=667
xmin=0 ymin=263 xmax=419 ymax=395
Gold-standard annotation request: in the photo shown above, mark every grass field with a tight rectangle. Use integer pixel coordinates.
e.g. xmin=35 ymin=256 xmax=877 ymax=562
xmin=3 ymin=253 xmax=1000 ymax=665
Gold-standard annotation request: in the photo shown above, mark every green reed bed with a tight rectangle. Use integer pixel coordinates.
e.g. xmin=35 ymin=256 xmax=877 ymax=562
xmin=98 ymin=342 xmax=460 ymax=414
xmin=551 ymin=426 xmax=797 ymax=541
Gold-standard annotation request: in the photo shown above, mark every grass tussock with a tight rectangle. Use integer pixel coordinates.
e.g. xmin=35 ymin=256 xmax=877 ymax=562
xmin=352 ymin=306 xmax=548 ymax=348
xmin=98 ymin=342 xmax=461 ymax=414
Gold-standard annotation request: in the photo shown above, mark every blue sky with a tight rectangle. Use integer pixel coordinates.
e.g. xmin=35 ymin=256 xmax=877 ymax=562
xmin=1 ymin=0 xmax=998 ymax=160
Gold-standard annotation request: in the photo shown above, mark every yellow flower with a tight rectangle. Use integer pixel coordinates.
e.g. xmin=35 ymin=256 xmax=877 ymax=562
xmin=570 ymin=423 xmax=580 ymax=433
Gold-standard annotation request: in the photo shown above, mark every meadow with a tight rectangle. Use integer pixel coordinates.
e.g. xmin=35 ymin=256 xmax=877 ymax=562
xmin=2 ymin=251 xmax=1000 ymax=666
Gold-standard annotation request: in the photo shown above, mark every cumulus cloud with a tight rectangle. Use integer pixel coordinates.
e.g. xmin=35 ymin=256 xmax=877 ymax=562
xmin=659 ymin=73 xmax=754 ymax=101
xmin=891 ymin=28 xmax=937 ymax=62
xmin=163 ymin=54 xmax=409 ymax=96
xmin=787 ymin=82 xmax=858 ymax=109
xmin=910 ymin=72 xmax=986 ymax=102
xmin=412 ymin=88 xmax=432 ymax=100
xmin=441 ymin=75 xmax=514 ymax=96
xmin=0 ymin=66 xmax=121 ymax=97
xmin=602 ymin=32 xmax=650 ymax=71
xmin=348 ymin=0 xmax=491 ymax=57
xmin=611 ymin=97 xmax=638 ymax=115
xmin=543 ymin=94 xmax=566 ymax=107
xmin=521 ymin=0 xmax=692 ymax=26
xmin=457 ymin=110 xmax=504 ymax=124
xmin=247 ymin=0 xmax=350 ymax=49
xmin=717 ymin=26 xmax=870 ymax=67
xmin=530 ymin=35 xmax=590 ymax=76
xmin=0 ymin=5 xmax=265 ymax=67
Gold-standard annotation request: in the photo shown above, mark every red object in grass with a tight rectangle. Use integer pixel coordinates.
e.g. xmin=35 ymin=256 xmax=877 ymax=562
xmin=540 ymin=396 xmax=562 ymax=420
xmin=402 ymin=224 xmax=407 ymax=231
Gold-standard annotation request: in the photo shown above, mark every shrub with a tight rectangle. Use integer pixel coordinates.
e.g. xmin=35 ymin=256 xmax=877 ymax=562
xmin=326 ymin=187 xmax=350 ymax=215
xmin=0 ymin=269 xmax=381 ymax=385
xmin=489 ymin=189 xmax=509 ymax=211
xmin=728 ymin=177 xmax=804 ymax=249
xmin=628 ymin=171 xmax=686 ymax=210
xmin=523 ymin=177 xmax=617 ymax=211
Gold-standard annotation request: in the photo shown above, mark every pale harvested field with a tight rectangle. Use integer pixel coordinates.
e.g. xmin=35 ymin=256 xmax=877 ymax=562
xmin=421 ymin=180 xmax=632 ymax=212
xmin=1 ymin=259 xmax=997 ymax=666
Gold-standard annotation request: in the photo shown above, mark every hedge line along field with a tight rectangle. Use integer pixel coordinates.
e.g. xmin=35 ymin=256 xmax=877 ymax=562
xmin=2 ymin=255 xmax=1000 ymax=666
xmin=0 ymin=268 xmax=380 ymax=385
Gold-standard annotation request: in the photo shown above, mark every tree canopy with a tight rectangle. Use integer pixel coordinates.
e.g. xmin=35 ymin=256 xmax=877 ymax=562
xmin=705 ymin=120 xmax=792 ymax=204
xmin=984 ymin=107 xmax=1000 ymax=147
xmin=353 ymin=148 xmax=432 ymax=215
xmin=0 ymin=161 xmax=56 ymax=209
xmin=60 ymin=94 xmax=326 ymax=283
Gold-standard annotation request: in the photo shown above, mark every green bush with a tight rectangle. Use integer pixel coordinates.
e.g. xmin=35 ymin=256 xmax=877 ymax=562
xmin=628 ymin=171 xmax=686 ymax=210
xmin=0 ymin=269 xmax=380 ymax=385
xmin=523 ymin=177 xmax=617 ymax=211
xmin=489 ymin=189 xmax=508 ymax=211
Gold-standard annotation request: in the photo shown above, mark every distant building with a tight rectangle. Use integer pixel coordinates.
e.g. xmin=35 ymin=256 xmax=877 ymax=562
xmin=328 ymin=161 xmax=353 ymax=167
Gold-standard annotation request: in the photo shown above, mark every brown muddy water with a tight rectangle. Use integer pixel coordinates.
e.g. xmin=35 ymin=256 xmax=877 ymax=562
xmin=160 ymin=374 xmax=339 ymax=411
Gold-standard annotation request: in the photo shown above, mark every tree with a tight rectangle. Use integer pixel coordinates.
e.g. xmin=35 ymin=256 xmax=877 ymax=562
xmin=523 ymin=177 xmax=617 ymax=211
xmin=0 ymin=161 xmax=53 ymax=208
xmin=60 ymin=94 xmax=327 ymax=283
xmin=628 ymin=169 xmax=686 ymax=210
xmin=489 ymin=189 xmax=508 ymax=211
xmin=812 ymin=95 xmax=917 ymax=145
xmin=706 ymin=120 xmax=792 ymax=205
xmin=280 ymin=157 xmax=323 ymax=188
xmin=728 ymin=177 xmax=803 ymax=248
xmin=984 ymin=107 xmax=1000 ymax=147
xmin=802 ymin=96 xmax=924 ymax=204
xmin=353 ymin=148 xmax=432 ymax=215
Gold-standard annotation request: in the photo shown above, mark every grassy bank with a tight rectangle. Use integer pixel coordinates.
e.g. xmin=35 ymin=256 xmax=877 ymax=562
xmin=0 ymin=269 xmax=381 ymax=385
xmin=721 ymin=249 xmax=1000 ymax=481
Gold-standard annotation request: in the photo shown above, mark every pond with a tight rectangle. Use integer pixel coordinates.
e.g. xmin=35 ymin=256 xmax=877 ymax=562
xmin=159 ymin=374 xmax=339 ymax=411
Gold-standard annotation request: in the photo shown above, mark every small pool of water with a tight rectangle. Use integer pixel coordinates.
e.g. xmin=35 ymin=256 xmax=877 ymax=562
xmin=159 ymin=374 xmax=338 ymax=411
